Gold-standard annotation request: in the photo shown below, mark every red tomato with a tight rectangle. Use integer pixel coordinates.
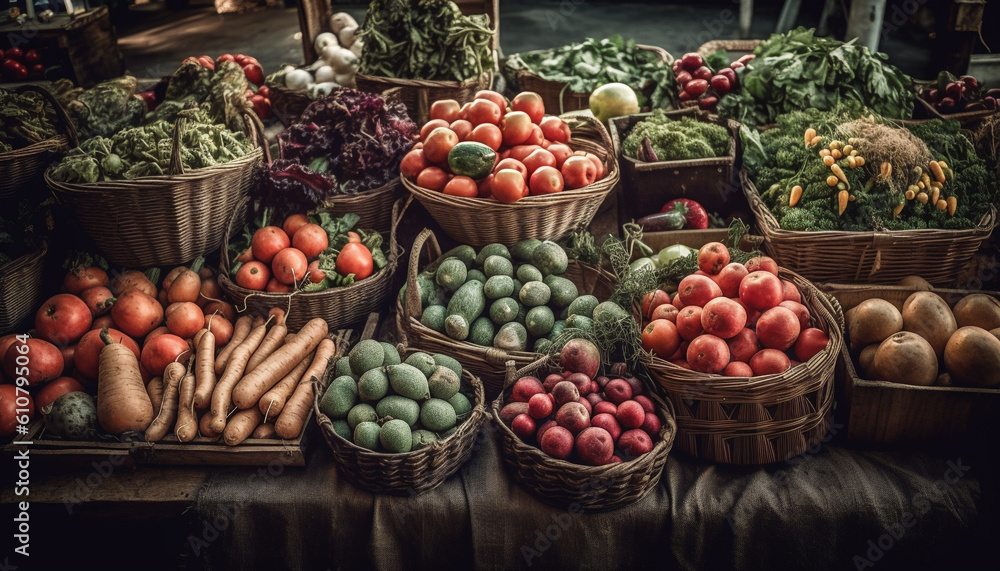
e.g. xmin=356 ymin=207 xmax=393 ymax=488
xmin=216 ymin=54 xmax=235 ymax=65
xmin=419 ymin=119 xmax=451 ymax=142
xmin=477 ymin=174 xmax=494 ymax=198
xmin=443 ymin=176 xmax=479 ymax=197
xmin=251 ymin=226 xmax=290 ymax=264
xmin=400 ymin=148 xmax=429 ymax=179
xmin=522 ymin=148 xmax=557 ymax=175
xmin=561 ymin=155 xmax=598 ymax=189
xmin=467 ymin=99 xmax=502 ymax=126
xmin=417 ymin=166 xmax=449 ymax=191
xmin=491 ymin=169 xmax=528 ymax=204
xmin=547 ymin=143 xmax=573 ymax=168
xmin=458 ymin=101 xmax=472 ymax=121
xmin=235 ymin=261 xmax=271 ymax=290
xmin=450 ymin=119 xmax=474 ymax=141
xmin=474 ymin=90 xmax=508 ymax=116
xmin=422 ymin=127 xmax=459 ymax=164
xmin=511 ymin=91 xmax=545 ymax=124
xmin=430 ymin=99 xmax=461 ymax=123
xmin=306 ymin=260 xmax=326 ymax=284
xmin=243 ymin=63 xmax=264 ymax=85
xmin=337 ymin=233 xmax=374 ymax=280
xmin=506 ymin=145 xmax=542 ymax=163
xmin=0 ymin=384 xmax=33 ymax=438
xmin=500 ymin=111 xmax=533 ymax=147
xmin=23 ymin=49 xmax=41 ymax=66
xmin=584 ymin=152 xmax=606 ymax=181
xmin=540 ymin=116 xmax=571 ymax=143
xmin=494 ymin=158 xmax=528 ymax=181
xmin=529 ymin=166 xmax=564 ymax=195
xmin=265 ymin=279 xmax=294 ymax=293
xmin=282 ymin=214 xmax=309 ymax=238
xmin=271 ymin=248 xmax=309 ymax=285
xmin=468 ymin=123 xmax=502 ymax=151
xmin=250 ymin=94 xmax=271 ymax=120
xmin=524 ymin=125 xmax=545 ymax=147
xmin=291 ymin=224 xmax=329 ymax=259
xmin=5 ymin=47 xmax=22 ymax=61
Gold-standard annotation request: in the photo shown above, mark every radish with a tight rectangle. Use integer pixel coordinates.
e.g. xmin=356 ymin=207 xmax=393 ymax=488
xmin=679 ymin=52 xmax=704 ymax=72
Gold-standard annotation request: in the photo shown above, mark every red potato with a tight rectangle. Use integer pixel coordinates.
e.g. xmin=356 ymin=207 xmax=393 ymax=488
xmin=34 ymin=376 xmax=86 ymax=410
xmin=591 ymin=412 xmax=622 ymax=441
xmin=701 ymin=297 xmax=747 ymax=339
xmin=618 ymin=429 xmax=653 ymax=458
xmin=291 ymin=224 xmax=329 ymax=259
xmin=111 ymin=290 xmax=164 ymax=339
xmin=575 ymin=426 xmax=614 ymax=465
xmin=140 ymin=334 xmax=191 ymax=377
xmin=527 ymin=393 xmax=553 ymax=419
xmin=511 ymin=376 xmax=545 ymax=403
xmin=551 ymin=381 xmax=580 ymax=408
xmin=35 ymin=294 xmax=93 ymax=346
xmin=79 ymin=286 xmax=115 ymax=317
xmin=63 ymin=266 xmax=109 ymax=294
xmin=111 ymin=270 xmax=158 ymax=298
xmin=511 ymin=413 xmax=537 ymax=440
xmin=271 ymin=248 xmax=309 ymax=285
xmin=3 ymin=337 xmax=64 ymax=386
xmin=755 ymin=307 xmax=801 ymax=351
xmin=555 ymin=401 xmax=590 ymax=435
xmin=603 ymin=379 xmax=633 ymax=405
xmin=616 ymin=400 xmax=646 ymax=430
xmin=282 ymin=214 xmax=310 ymax=239
xmin=540 ymin=425 xmax=574 ymax=459
xmin=166 ymin=302 xmax=205 ymax=339
xmin=749 ymin=349 xmax=791 ymax=376
xmin=236 ymin=261 xmax=270 ymax=290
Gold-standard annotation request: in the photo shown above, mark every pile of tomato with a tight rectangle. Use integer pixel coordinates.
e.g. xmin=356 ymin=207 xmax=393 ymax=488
xmin=401 ymin=90 xmax=608 ymax=203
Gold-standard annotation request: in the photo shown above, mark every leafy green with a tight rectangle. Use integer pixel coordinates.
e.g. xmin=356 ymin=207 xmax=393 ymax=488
xmin=502 ymin=35 xmax=676 ymax=110
xmin=718 ymin=27 xmax=915 ymax=127
xmin=621 ymin=112 xmax=730 ymax=161
xmin=0 ymin=89 xmax=60 ymax=152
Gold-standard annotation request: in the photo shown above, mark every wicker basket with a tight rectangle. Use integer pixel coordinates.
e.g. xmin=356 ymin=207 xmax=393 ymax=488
xmin=321 ymin=178 xmax=407 ymax=234
xmin=314 ymin=344 xmax=488 ymax=495
xmin=510 ymin=45 xmax=672 ymax=116
xmin=402 ymin=113 xmax=620 ymax=248
xmin=491 ymin=357 xmax=676 ymax=511
xmin=0 ymin=243 xmax=47 ymax=334
xmin=218 ymin=196 xmax=405 ymax=333
xmin=45 ymin=110 xmax=266 ymax=268
xmin=643 ymin=268 xmax=843 ymax=465
xmin=268 ymin=83 xmax=314 ymax=127
xmin=742 ymin=169 xmax=997 ymax=286
xmin=395 ymin=227 xmax=618 ymax=401
xmin=0 ymin=85 xmax=78 ymax=201
xmin=912 ymin=96 xmax=998 ymax=128
xmin=696 ymin=39 xmax=762 ymax=59
xmin=353 ymin=0 xmax=498 ymax=126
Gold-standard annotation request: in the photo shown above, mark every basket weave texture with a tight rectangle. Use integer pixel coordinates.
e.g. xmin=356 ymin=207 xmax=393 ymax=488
xmin=219 ymin=196 xmax=404 ymax=333
xmin=742 ymin=169 xmax=997 ymax=286
xmin=511 ymin=45 xmax=672 ymax=116
xmin=314 ymin=344 xmax=488 ymax=495
xmin=1 ymin=85 xmax=78 ymax=200
xmin=395 ymin=227 xmax=618 ymax=401
xmin=402 ymin=113 xmax=620 ymax=248
xmin=0 ymin=244 xmax=47 ymax=334
xmin=491 ymin=356 xmax=676 ymax=511
xmin=45 ymin=110 xmax=266 ymax=268
xmin=644 ymin=268 xmax=843 ymax=465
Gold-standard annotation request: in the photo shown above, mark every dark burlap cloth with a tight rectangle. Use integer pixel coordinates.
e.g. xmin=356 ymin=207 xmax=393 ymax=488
xmin=194 ymin=417 xmax=998 ymax=571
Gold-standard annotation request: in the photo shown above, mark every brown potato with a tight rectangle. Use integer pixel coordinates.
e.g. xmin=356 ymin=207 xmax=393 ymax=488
xmin=943 ymin=326 xmax=1000 ymax=387
xmin=901 ymin=291 xmax=957 ymax=359
xmin=952 ymin=294 xmax=1000 ymax=331
xmin=849 ymin=299 xmax=903 ymax=347
xmin=872 ymin=332 xmax=938 ymax=386
xmin=858 ymin=344 xmax=879 ymax=378
xmin=897 ymin=275 xmax=934 ymax=291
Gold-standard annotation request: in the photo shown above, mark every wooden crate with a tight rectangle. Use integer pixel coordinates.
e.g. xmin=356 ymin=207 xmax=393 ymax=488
xmin=4 ymin=411 xmax=312 ymax=469
xmin=819 ymin=283 xmax=1000 ymax=447
xmin=609 ymin=108 xmax=742 ymax=225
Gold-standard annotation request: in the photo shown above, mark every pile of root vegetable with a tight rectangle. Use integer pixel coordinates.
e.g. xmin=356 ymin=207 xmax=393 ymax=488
xmin=743 ymin=107 xmax=998 ymax=232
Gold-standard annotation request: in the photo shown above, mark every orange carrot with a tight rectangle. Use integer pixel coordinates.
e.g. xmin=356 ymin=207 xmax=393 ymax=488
xmin=233 ymin=318 xmax=328 ymax=411
xmin=215 ymin=314 xmax=253 ymax=375
xmin=244 ymin=308 xmax=287 ymax=378
xmin=275 ymin=376 xmax=314 ymax=439
xmin=258 ymin=347 xmax=312 ymax=421
xmin=97 ymin=328 xmax=154 ymax=435
xmin=252 ymin=422 xmax=277 ymax=439
xmin=174 ymin=357 xmax=198 ymax=442
xmin=208 ymin=317 xmax=268 ymax=433
xmin=223 ymin=407 xmax=264 ymax=446
xmin=144 ymin=361 xmax=185 ymax=442
xmin=193 ymin=327 xmax=217 ymax=409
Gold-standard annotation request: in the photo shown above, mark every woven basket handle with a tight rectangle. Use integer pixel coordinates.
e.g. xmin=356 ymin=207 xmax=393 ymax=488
xmin=636 ymin=43 xmax=674 ymax=65
xmin=167 ymin=115 xmax=188 ymax=176
xmin=561 ymin=111 xmax=619 ymax=176
xmin=16 ymin=84 xmax=79 ymax=148
xmin=404 ymin=227 xmax=443 ymax=321
xmin=168 ymin=107 xmax=267 ymax=176
xmin=242 ymin=106 xmax=272 ymax=165
xmin=503 ymin=354 xmax=552 ymax=392
xmin=741 ymin=169 xmax=782 ymax=230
